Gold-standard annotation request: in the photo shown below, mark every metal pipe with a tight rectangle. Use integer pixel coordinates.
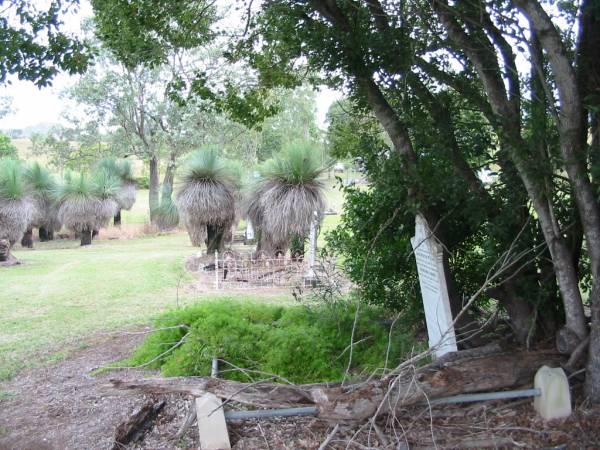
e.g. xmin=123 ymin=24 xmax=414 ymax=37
xmin=430 ymin=388 xmax=541 ymax=405
xmin=222 ymin=389 xmax=541 ymax=421
xmin=225 ymin=406 xmax=318 ymax=421
xmin=211 ymin=357 xmax=219 ymax=378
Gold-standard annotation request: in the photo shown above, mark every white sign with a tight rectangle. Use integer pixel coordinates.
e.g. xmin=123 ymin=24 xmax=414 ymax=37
xmin=410 ymin=214 xmax=457 ymax=358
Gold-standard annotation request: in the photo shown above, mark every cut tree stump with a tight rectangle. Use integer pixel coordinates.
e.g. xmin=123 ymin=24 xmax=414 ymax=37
xmin=111 ymin=400 xmax=165 ymax=450
xmin=110 ymin=349 xmax=565 ymax=424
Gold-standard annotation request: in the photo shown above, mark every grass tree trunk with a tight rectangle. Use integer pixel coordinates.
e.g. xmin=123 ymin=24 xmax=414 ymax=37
xmin=114 ymin=209 xmax=122 ymax=226
xmin=206 ymin=224 xmax=226 ymax=255
xmin=81 ymin=227 xmax=92 ymax=246
xmin=0 ymin=239 xmax=18 ymax=265
xmin=39 ymin=227 xmax=49 ymax=242
xmin=0 ymin=239 xmax=9 ymax=262
xmin=21 ymin=227 xmax=33 ymax=248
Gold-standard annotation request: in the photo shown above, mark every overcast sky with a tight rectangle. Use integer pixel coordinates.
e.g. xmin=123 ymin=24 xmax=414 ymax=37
xmin=0 ymin=1 xmax=342 ymax=131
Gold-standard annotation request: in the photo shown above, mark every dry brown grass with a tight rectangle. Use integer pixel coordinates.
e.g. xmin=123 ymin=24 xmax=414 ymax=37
xmin=96 ymin=223 xmax=185 ymax=240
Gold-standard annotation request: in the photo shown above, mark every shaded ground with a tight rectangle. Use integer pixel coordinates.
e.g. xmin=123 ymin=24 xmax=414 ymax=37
xmin=2 ymin=329 xmax=600 ymax=449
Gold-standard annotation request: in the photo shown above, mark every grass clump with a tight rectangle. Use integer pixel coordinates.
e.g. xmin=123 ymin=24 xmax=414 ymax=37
xmin=125 ymin=300 xmax=418 ymax=384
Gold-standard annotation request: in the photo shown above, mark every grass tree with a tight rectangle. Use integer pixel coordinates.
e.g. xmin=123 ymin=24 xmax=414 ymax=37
xmin=56 ymin=170 xmax=120 ymax=246
xmin=176 ymin=148 xmax=236 ymax=254
xmin=0 ymin=158 xmax=34 ymax=263
xmin=97 ymin=158 xmax=137 ymax=226
xmin=22 ymin=162 xmax=61 ymax=244
xmin=154 ymin=182 xmax=180 ymax=231
xmin=248 ymin=142 xmax=325 ymax=256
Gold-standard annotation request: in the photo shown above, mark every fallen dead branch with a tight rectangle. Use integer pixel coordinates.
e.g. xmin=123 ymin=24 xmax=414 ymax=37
xmin=112 ymin=400 xmax=165 ymax=450
xmin=109 ymin=348 xmax=565 ymax=424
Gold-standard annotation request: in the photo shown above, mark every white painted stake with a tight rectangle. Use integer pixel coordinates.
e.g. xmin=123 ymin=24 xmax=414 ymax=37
xmin=306 ymin=210 xmax=318 ymax=279
xmin=195 ymin=393 xmax=231 ymax=450
xmin=215 ymin=251 xmax=219 ymax=290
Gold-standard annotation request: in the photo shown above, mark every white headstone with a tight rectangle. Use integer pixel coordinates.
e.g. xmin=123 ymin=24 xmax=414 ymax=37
xmin=533 ymin=366 xmax=572 ymax=420
xmin=410 ymin=214 xmax=457 ymax=358
xmin=245 ymin=221 xmax=254 ymax=240
xmin=306 ymin=211 xmax=318 ymax=278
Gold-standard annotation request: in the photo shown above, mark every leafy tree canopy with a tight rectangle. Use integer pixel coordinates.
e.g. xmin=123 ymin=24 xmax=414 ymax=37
xmin=90 ymin=0 xmax=279 ymax=127
xmin=0 ymin=0 xmax=90 ymax=86
xmin=91 ymin=0 xmax=216 ymax=69
xmin=0 ymin=134 xmax=17 ymax=159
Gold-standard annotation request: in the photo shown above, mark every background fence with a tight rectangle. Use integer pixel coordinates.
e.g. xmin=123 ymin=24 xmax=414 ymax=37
xmin=214 ymin=251 xmax=309 ymax=289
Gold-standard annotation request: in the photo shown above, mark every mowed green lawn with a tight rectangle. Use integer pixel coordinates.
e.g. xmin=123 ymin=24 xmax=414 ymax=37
xmin=0 ymin=234 xmax=193 ymax=378
xmin=0 ymin=233 xmax=294 ymax=379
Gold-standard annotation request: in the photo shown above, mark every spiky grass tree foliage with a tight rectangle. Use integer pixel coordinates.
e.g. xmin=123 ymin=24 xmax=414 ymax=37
xmin=0 ymin=159 xmax=34 ymax=261
xmin=176 ymin=149 xmax=236 ymax=253
xmin=22 ymin=162 xmax=61 ymax=242
xmin=56 ymin=170 xmax=120 ymax=246
xmin=97 ymin=158 xmax=137 ymax=226
xmin=251 ymin=142 xmax=326 ymax=254
xmin=154 ymin=183 xmax=180 ymax=231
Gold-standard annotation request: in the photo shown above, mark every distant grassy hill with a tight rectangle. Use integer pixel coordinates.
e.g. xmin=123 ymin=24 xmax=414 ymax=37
xmin=12 ymin=138 xmax=31 ymax=157
xmin=10 ymin=138 xmax=49 ymax=164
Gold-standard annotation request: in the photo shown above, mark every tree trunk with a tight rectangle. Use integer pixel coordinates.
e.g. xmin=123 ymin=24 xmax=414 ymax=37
xmin=149 ymin=156 xmax=160 ymax=223
xmin=434 ymin=0 xmax=588 ymax=345
xmin=81 ymin=228 xmax=92 ymax=246
xmin=114 ymin=209 xmax=122 ymax=227
xmin=20 ymin=227 xmax=33 ymax=248
xmin=158 ymin=154 xmax=176 ymax=211
xmin=356 ymin=75 xmax=480 ymax=343
xmin=206 ymin=224 xmax=226 ymax=255
xmin=486 ymin=283 xmax=535 ymax=345
xmin=161 ymin=152 xmax=176 ymax=201
xmin=515 ymin=0 xmax=600 ymax=400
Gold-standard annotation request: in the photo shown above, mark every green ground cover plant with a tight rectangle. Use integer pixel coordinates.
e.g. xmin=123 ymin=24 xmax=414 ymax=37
xmin=124 ymin=300 xmax=418 ymax=383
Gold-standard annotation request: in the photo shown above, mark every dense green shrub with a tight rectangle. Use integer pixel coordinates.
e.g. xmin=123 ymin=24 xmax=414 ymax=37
xmin=125 ymin=300 xmax=419 ymax=383
xmin=134 ymin=175 xmax=149 ymax=189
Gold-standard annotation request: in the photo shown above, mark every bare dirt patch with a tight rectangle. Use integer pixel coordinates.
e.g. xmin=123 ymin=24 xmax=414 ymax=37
xmin=1 ymin=330 xmax=600 ymax=449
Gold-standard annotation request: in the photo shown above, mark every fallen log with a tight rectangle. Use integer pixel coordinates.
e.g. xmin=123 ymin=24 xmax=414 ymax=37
xmin=314 ymin=349 xmax=565 ymax=422
xmin=109 ymin=377 xmax=319 ymax=408
xmin=112 ymin=400 xmax=165 ymax=450
xmin=109 ymin=349 xmax=565 ymax=424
